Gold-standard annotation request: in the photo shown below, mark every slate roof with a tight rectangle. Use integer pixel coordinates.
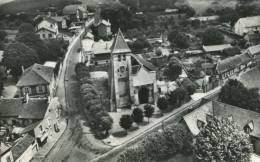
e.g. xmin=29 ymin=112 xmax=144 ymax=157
xmin=131 ymin=54 xmax=157 ymax=71
xmin=111 ymin=29 xmax=131 ymax=54
xmin=0 ymin=98 xmax=48 ymax=119
xmin=11 ymin=134 xmax=35 ymax=161
xmin=16 ymin=64 xmax=54 ymax=87
xmin=18 ymin=98 xmax=48 ymax=119
xmin=184 ymin=100 xmax=260 ymax=138
xmin=216 ymin=53 xmax=251 ymax=74
xmin=203 ymin=44 xmax=232 ymax=52
xmin=63 ymin=4 xmax=86 ymax=15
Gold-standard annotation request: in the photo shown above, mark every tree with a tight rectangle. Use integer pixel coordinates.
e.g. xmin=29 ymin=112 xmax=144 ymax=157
xmin=144 ymin=104 xmax=154 ymax=123
xmin=119 ymin=114 xmax=133 ymax=133
xmin=16 ymin=32 xmax=50 ymax=62
xmin=168 ymin=87 xmax=189 ymax=107
xmin=45 ymin=39 xmax=67 ymax=60
xmin=3 ymin=42 xmax=39 ymax=78
xmin=219 ymin=79 xmax=260 ymax=112
xmin=157 ymin=97 xmax=168 ymax=113
xmin=168 ymin=30 xmax=190 ymax=49
xmin=18 ymin=23 xmax=34 ymax=33
xmin=202 ymin=28 xmax=224 ymax=45
xmin=194 ymin=117 xmax=253 ymax=162
xmin=131 ymin=107 xmax=144 ymax=124
xmin=181 ymin=78 xmax=197 ymax=95
xmin=129 ymin=37 xmax=151 ymax=53
xmin=164 ymin=62 xmax=182 ymax=81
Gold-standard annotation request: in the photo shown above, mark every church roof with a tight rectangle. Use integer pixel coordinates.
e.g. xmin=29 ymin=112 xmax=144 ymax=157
xmin=110 ymin=29 xmax=131 ymax=54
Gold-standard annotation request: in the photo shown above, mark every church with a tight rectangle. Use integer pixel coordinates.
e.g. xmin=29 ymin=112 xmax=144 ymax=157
xmin=110 ymin=30 xmax=158 ymax=112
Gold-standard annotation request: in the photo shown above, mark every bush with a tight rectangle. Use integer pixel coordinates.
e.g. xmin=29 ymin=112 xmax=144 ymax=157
xmin=131 ymin=108 xmax=144 ymax=124
xmin=144 ymin=104 xmax=154 ymax=123
xmin=157 ymin=97 xmax=168 ymax=112
xmin=119 ymin=114 xmax=133 ymax=133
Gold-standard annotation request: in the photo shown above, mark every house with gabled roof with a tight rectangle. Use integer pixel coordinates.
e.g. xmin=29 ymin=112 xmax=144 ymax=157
xmin=36 ymin=17 xmax=59 ymax=39
xmin=183 ymin=99 xmax=260 ymax=155
xmin=234 ymin=16 xmax=260 ymax=36
xmin=16 ymin=63 xmax=56 ymax=98
xmin=110 ymin=29 xmax=158 ymax=111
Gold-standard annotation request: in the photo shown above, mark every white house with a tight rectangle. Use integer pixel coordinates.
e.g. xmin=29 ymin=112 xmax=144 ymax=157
xmin=234 ymin=16 xmax=260 ymax=36
xmin=36 ymin=17 xmax=59 ymax=39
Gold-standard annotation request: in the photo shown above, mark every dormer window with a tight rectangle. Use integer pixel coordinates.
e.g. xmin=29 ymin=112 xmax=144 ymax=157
xmin=244 ymin=121 xmax=254 ymax=134
xmin=197 ymin=120 xmax=205 ymax=130
xmin=50 ymin=24 xmax=53 ymax=28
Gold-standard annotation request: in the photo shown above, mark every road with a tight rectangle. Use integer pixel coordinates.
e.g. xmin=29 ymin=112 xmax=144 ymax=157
xmin=44 ymin=29 xmax=97 ymax=161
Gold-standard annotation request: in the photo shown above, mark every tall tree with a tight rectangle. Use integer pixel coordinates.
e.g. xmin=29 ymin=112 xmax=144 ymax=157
xmin=16 ymin=32 xmax=49 ymax=62
xmin=219 ymin=79 xmax=260 ymax=112
xmin=131 ymin=107 xmax=144 ymax=124
xmin=168 ymin=30 xmax=190 ymax=49
xmin=194 ymin=117 xmax=253 ymax=162
xmin=3 ymin=42 xmax=39 ymax=78
xmin=157 ymin=97 xmax=168 ymax=113
xmin=202 ymin=28 xmax=224 ymax=45
xmin=164 ymin=62 xmax=182 ymax=81
xmin=144 ymin=104 xmax=154 ymax=123
xmin=120 ymin=114 xmax=133 ymax=133
xmin=18 ymin=23 xmax=34 ymax=33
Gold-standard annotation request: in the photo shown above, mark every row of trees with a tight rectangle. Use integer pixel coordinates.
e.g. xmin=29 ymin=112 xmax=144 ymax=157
xmin=119 ymin=105 xmax=154 ymax=133
xmin=117 ymin=123 xmax=193 ymax=162
xmin=75 ymin=63 xmax=113 ymax=139
xmin=2 ymin=23 xmax=68 ymax=78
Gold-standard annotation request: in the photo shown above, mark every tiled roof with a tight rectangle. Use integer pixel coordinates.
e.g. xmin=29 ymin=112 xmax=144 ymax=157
xmin=0 ymin=98 xmax=22 ymax=117
xmin=216 ymin=53 xmax=251 ymax=74
xmin=203 ymin=44 xmax=232 ymax=52
xmin=50 ymin=16 xmax=65 ymax=22
xmin=93 ymin=40 xmax=113 ymax=54
xmin=111 ymin=29 xmax=131 ymax=54
xmin=16 ymin=63 xmax=54 ymax=87
xmin=0 ymin=98 xmax=48 ymax=119
xmin=184 ymin=100 xmax=260 ymax=138
xmin=18 ymin=98 xmax=48 ymax=119
xmin=20 ymin=121 xmax=42 ymax=134
xmin=36 ymin=27 xmax=57 ymax=34
xmin=0 ymin=142 xmax=12 ymax=156
xmin=11 ymin=134 xmax=35 ymax=161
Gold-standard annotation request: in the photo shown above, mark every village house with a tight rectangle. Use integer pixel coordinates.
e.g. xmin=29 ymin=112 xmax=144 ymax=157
xmin=16 ymin=63 xmax=56 ymax=98
xmin=246 ymin=44 xmax=260 ymax=63
xmin=183 ymin=99 xmax=260 ymax=155
xmin=92 ymin=4 xmax=112 ymax=40
xmin=234 ymin=16 xmax=260 ymax=36
xmin=50 ymin=16 xmax=67 ymax=30
xmin=110 ymin=30 xmax=158 ymax=111
xmin=36 ymin=17 xmax=59 ymax=39
xmin=215 ymin=52 xmax=252 ymax=85
xmin=81 ymin=33 xmax=94 ymax=63
xmin=202 ymin=44 xmax=232 ymax=56
xmin=244 ymin=32 xmax=260 ymax=47
xmin=1 ymin=142 xmax=13 ymax=162
xmin=91 ymin=40 xmax=113 ymax=65
xmin=62 ymin=4 xmax=88 ymax=22
xmin=156 ymin=12 xmax=186 ymax=24
xmin=0 ymin=97 xmax=48 ymax=127
xmin=189 ymin=15 xmax=219 ymax=24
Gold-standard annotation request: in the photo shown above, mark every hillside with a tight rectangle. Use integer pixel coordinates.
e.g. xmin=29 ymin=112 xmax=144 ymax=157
xmin=0 ymin=0 xmax=116 ymax=15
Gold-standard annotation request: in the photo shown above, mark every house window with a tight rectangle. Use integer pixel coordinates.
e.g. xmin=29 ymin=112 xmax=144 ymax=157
xmin=123 ymin=55 xmax=126 ymax=61
xmin=42 ymin=34 xmax=46 ymax=38
xmin=48 ymin=34 xmax=52 ymax=38
xmin=244 ymin=121 xmax=254 ymax=134
xmin=118 ymin=55 xmax=121 ymax=61
xmin=39 ymin=125 xmax=43 ymax=132
xmin=197 ymin=120 xmax=205 ymax=130
xmin=37 ymin=85 xmax=45 ymax=94
xmin=50 ymin=24 xmax=53 ymax=28
xmin=23 ymin=87 xmax=31 ymax=95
